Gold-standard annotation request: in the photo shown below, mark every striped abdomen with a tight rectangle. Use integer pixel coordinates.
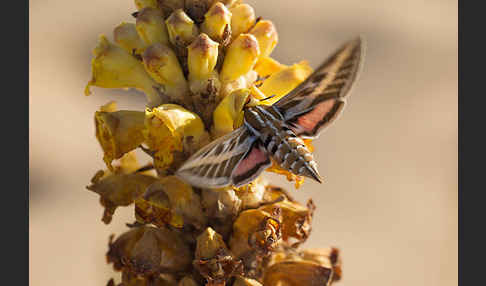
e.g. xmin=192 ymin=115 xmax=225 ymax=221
xmin=244 ymin=105 xmax=322 ymax=182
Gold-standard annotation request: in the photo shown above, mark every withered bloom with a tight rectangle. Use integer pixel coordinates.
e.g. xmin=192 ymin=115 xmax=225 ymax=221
xmin=259 ymin=199 xmax=315 ymax=247
xmin=194 ymin=228 xmax=242 ymax=285
xmin=107 ymin=225 xmax=192 ymax=276
xmin=229 ymin=208 xmax=282 ymax=259
xmin=85 ymin=1 xmax=347 ymax=285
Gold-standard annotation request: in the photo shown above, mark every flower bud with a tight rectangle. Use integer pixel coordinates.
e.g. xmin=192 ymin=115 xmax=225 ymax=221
xmin=157 ymin=0 xmax=185 ymax=17
xmin=248 ymin=20 xmax=278 ymax=59
xmin=184 ymin=0 xmax=216 ymax=24
xmin=114 ymin=22 xmax=147 ymax=56
xmin=85 ymin=35 xmax=164 ymax=107
xmin=87 ymin=170 xmax=157 ymax=224
xmin=201 ymin=2 xmax=232 ymax=44
xmin=166 ymin=9 xmax=199 ymax=47
xmin=136 ymin=7 xmax=169 ymax=45
xmin=94 ymin=109 xmax=146 ymax=169
xmin=194 ymin=227 xmax=242 ymax=284
xmin=233 ymin=276 xmax=262 ymax=286
xmin=135 ymin=0 xmax=158 ymax=10
xmin=229 ymin=209 xmax=281 ymax=258
xmin=187 ymin=33 xmax=219 ymax=80
xmin=142 ymin=43 xmax=189 ymax=104
xmin=262 ymin=261 xmax=333 ymax=286
xmin=253 ymin=56 xmax=286 ymax=78
xmin=220 ymin=34 xmax=260 ymax=82
xmin=257 ymin=60 xmax=313 ymax=105
xmin=144 ymin=104 xmax=210 ymax=175
xmin=229 ymin=4 xmax=255 ymax=38
xmin=212 ymin=88 xmax=249 ymax=138
xmin=107 ymin=226 xmax=192 ymax=275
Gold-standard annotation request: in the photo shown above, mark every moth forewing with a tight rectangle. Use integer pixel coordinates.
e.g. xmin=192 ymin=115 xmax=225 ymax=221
xmin=276 ymin=36 xmax=365 ymax=139
xmin=175 ymin=127 xmax=251 ymax=188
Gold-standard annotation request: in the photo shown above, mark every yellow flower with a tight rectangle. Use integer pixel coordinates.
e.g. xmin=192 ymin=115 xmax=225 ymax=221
xmin=166 ymin=9 xmax=199 ymax=47
xmin=85 ymin=35 xmax=164 ymax=107
xmin=135 ymin=7 xmax=169 ymax=45
xmin=187 ymin=33 xmax=219 ymax=81
xmin=229 ymin=3 xmax=255 ymax=39
xmin=142 ymin=43 xmax=190 ymax=106
xmin=212 ymin=88 xmax=249 ymax=138
xmin=144 ymin=104 xmax=209 ymax=175
xmin=201 ymin=2 xmax=232 ymax=44
xmin=220 ymin=33 xmax=260 ymax=82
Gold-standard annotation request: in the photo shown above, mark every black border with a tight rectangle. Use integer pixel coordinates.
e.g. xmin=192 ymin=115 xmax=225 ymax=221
xmin=5 ymin=0 xmax=28 ymax=284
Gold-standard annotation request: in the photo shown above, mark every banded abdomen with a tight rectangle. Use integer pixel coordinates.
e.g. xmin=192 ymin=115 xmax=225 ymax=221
xmin=244 ymin=105 xmax=322 ymax=182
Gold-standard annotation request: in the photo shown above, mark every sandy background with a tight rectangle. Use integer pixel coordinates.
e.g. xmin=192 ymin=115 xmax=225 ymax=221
xmin=30 ymin=0 xmax=457 ymax=285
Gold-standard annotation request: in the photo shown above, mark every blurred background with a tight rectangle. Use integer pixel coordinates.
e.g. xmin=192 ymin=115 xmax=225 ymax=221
xmin=29 ymin=0 xmax=457 ymax=285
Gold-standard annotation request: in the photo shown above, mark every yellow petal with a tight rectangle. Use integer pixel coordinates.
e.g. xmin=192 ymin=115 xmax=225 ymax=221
xmin=142 ymin=43 xmax=189 ymax=105
xmin=166 ymin=9 xmax=199 ymax=47
xmin=85 ymin=35 xmax=163 ymax=107
xmin=187 ymin=33 xmax=219 ymax=80
xmin=212 ymin=88 xmax=249 ymax=138
xmin=253 ymin=56 xmax=287 ymax=78
xmin=99 ymin=100 xmax=117 ymax=112
xmin=248 ymin=20 xmax=278 ymax=59
xmin=229 ymin=3 xmax=255 ymax=38
xmin=113 ymin=22 xmax=147 ymax=55
xmin=220 ymin=34 xmax=260 ymax=82
xmin=142 ymin=43 xmax=185 ymax=86
xmin=258 ymin=60 xmax=313 ymax=106
xmin=201 ymin=2 xmax=232 ymax=43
